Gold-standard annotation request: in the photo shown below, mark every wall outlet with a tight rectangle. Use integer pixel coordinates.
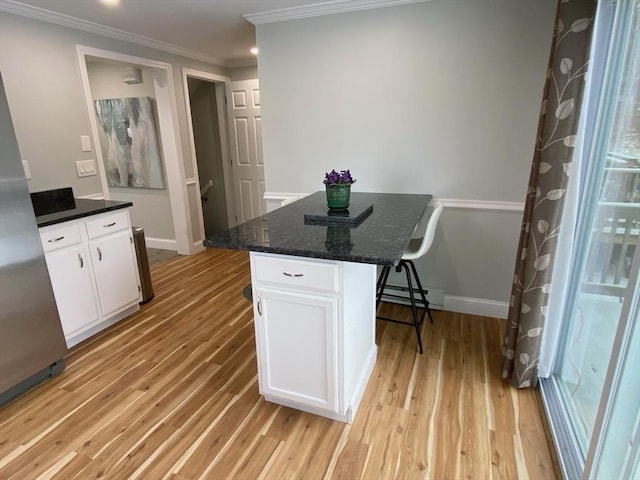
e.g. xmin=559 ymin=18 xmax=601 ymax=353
xmin=76 ymin=159 xmax=96 ymax=178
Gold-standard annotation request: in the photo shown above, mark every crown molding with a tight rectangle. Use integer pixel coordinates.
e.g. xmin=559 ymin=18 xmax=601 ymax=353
xmin=244 ymin=0 xmax=430 ymax=25
xmin=0 ymin=0 xmax=226 ymax=66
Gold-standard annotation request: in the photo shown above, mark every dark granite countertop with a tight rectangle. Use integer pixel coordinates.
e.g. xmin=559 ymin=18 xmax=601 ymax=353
xmin=204 ymin=192 xmax=432 ymax=266
xmin=36 ymin=198 xmax=133 ymax=228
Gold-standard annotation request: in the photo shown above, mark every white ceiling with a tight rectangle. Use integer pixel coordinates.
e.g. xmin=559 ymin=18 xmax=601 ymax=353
xmin=0 ymin=0 xmax=428 ymax=67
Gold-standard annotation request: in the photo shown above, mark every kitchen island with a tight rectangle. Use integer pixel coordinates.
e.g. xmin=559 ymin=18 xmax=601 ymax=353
xmin=204 ymin=192 xmax=432 ymax=423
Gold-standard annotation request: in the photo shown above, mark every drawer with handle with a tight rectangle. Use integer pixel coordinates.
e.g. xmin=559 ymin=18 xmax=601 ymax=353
xmin=252 ymin=253 xmax=339 ymax=293
xmin=40 ymin=223 xmax=82 ymax=253
xmin=86 ymin=211 xmax=130 ymax=239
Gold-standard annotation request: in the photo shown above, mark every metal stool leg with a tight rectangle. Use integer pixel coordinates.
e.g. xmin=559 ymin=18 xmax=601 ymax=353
xmin=407 ymin=260 xmax=433 ymax=324
xmin=403 ymin=261 xmax=424 ymax=354
xmin=376 ymin=261 xmax=430 ymax=354
xmin=376 ymin=265 xmax=391 ymax=309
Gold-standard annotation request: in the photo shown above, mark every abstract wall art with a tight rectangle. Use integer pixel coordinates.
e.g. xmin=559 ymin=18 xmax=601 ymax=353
xmin=95 ymin=96 xmax=165 ymax=189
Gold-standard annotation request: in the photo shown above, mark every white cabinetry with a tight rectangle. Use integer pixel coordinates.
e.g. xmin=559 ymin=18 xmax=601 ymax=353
xmin=86 ymin=211 xmax=140 ymax=318
xmin=39 ymin=209 xmax=141 ymax=347
xmin=250 ymin=252 xmax=377 ymax=423
xmin=255 ymin=288 xmax=338 ymax=412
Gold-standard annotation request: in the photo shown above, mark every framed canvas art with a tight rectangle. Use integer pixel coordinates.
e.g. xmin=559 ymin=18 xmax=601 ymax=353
xmin=95 ymin=96 xmax=165 ymax=189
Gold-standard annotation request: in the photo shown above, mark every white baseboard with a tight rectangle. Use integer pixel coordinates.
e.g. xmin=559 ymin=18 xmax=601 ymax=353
xmin=77 ymin=193 xmax=105 ymax=200
xmin=192 ymin=241 xmax=206 ymax=253
xmin=145 ymin=237 xmax=177 ymax=251
xmin=443 ymin=295 xmax=509 ymax=319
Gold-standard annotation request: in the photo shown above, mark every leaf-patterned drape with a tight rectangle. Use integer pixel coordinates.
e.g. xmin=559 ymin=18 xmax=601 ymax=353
xmin=501 ymin=0 xmax=597 ymax=388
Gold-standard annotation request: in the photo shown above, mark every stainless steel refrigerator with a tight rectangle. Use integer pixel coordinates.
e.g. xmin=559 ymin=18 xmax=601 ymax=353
xmin=0 ymin=72 xmax=68 ymax=406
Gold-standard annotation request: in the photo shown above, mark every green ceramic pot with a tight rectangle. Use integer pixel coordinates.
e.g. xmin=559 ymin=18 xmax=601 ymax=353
xmin=325 ymin=184 xmax=351 ymax=210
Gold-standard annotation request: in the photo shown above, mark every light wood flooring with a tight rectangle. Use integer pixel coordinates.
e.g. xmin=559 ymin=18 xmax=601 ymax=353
xmin=0 ymin=248 xmax=558 ymax=479
xmin=146 ymin=248 xmax=182 ymax=271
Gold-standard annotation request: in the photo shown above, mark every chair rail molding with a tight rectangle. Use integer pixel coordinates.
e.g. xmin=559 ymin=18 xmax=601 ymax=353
xmin=439 ymin=198 xmax=525 ymax=212
xmin=77 ymin=193 xmax=105 ymax=200
xmin=264 ymin=192 xmax=525 ymax=213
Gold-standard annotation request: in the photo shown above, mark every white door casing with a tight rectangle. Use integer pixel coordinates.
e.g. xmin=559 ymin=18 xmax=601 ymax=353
xmin=226 ymin=79 xmax=265 ymax=224
xmin=77 ymin=46 xmax=191 ymax=254
xmin=182 ymin=68 xmax=233 ymax=250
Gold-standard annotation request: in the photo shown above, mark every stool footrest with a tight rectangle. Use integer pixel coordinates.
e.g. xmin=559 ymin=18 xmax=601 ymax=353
xmin=375 ymin=259 xmax=433 ymax=354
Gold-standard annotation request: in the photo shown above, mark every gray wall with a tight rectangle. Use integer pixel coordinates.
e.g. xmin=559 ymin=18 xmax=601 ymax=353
xmin=86 ymin=61 xmax=175 ymax=240
xmin=0 ymin=12 xmax=228 ymax=246
xmin=256 ymin=0 xmax=556 ymax=306
xmin=228 ymin=65 xmax=258 ymax=82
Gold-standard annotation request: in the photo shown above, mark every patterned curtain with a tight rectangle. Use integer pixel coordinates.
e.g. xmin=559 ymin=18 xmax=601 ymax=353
xmin=501 ymin=0 xmax=597 ymax=388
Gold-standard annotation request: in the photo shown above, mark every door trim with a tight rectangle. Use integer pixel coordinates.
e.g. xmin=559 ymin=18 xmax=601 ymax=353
xmin=76 ymin=45 xmax=192 ymax=254
xmin=182 ymin=68 xmax=234 ymax=247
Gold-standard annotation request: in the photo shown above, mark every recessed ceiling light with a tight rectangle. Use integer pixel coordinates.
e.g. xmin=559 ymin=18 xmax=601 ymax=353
xmin=250 ymin=47 xmax=259 ymax=55
xmin=99 ymin=0 xmax=120 ymax=7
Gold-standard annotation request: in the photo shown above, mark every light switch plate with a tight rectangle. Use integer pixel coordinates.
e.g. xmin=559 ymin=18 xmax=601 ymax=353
xmin=22 ymin=160 xmax=31 ymax=179
xmin=76 ymin=159 xmax=96 ymax=177
xmin=80 ymin=135 xmax=92 ymax=152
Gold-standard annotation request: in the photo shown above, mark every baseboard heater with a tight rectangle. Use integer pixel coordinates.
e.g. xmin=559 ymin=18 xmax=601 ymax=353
xmin=379 ymin=284 xmax=444 ymax=311
xmin=0 ymin=359 xmax=65 ymax=407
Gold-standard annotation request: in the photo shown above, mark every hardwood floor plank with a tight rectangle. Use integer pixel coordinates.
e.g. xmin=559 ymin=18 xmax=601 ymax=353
xmin=328 ymin=437 xmax=370 ymax=480
xmin=48 ymin=452 xmax=92 ymax=480
xmin=233 ymin=435 xmax=283 ymax=480
xmin=0 ymin=248 xmax=558 ymax=480
xmin=131 ymin=390 xmax=235 ymax=479
xmin=262 ymin=414 xmax=336 ymax=480
xmin=291 ymin=417 xmax=345 ymax=480
xmin=202 ymin=402 xmax=281 ymax=479
xmin=490 ymin=430 xmax=519 ymax=480
xmin=173 ymin=381 xmax=261 ymax=478
xmin=431 ymin=338 xmax=464 ymax=480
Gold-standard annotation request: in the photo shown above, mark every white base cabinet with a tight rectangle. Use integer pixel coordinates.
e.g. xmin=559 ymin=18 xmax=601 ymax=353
xmin=250 ymin=252 xmax=377 ymax=423
xmin=39 ymin=209 xmax=141 ymax=347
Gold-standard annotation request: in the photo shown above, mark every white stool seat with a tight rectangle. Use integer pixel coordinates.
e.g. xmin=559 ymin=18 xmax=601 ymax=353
xmin=376 ymin=199 xmax=443 ymax=354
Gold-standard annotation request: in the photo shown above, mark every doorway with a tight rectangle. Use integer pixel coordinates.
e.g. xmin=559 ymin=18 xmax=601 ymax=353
xmin=539 ymin=1 xmax=640 ymax=477
xmin=182 ymin=69 xmax=234 ymax=244
xmin=187 ymin=77 xmax=229 ymax=237
xmin=77 ymin=46 xmax=192 ymax=254
xmin=183 ymin=69 xmax=266 ymax=244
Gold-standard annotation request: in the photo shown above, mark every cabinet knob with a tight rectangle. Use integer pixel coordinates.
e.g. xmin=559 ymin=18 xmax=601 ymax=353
xmin=257 ymin=297 xmax=263 ymax=316
xmin=97 ymin=247 xmax=103 ymax=261
xmin=78 ymin=253 xmax=84 ymax=268
xmin=48 ymin=236 xmax=65 ymax=243
xmin=103 ymin=222 xmax=117 ymax=228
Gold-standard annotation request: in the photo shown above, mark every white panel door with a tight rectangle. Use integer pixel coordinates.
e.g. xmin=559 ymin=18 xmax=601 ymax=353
xmin=226 ymin=79 xmax=265 ymax=224
xmin=45 ymin=245 xmax=99 ymax=339
xmin=254 ymin=287 xmax=338 ymax=412
xmin=89 ymin=231 xmax=140 ymax=318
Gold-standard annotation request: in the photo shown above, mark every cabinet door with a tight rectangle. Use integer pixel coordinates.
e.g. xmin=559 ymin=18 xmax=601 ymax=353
xmin=254 ymin=287 xmax=338 ymax=412
xmin=45 ymin=246 xmax=99 ymax=339
xmin=90 ymin=231 xmax=140 ymax=317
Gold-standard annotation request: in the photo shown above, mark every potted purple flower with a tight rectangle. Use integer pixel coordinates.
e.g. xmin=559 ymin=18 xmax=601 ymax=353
xmin=323 ymin=169 xmax=356 ymax=210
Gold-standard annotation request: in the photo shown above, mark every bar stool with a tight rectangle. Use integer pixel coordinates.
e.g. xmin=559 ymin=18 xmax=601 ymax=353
xmin=376 ymin=200 xmax=443 ymax=354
